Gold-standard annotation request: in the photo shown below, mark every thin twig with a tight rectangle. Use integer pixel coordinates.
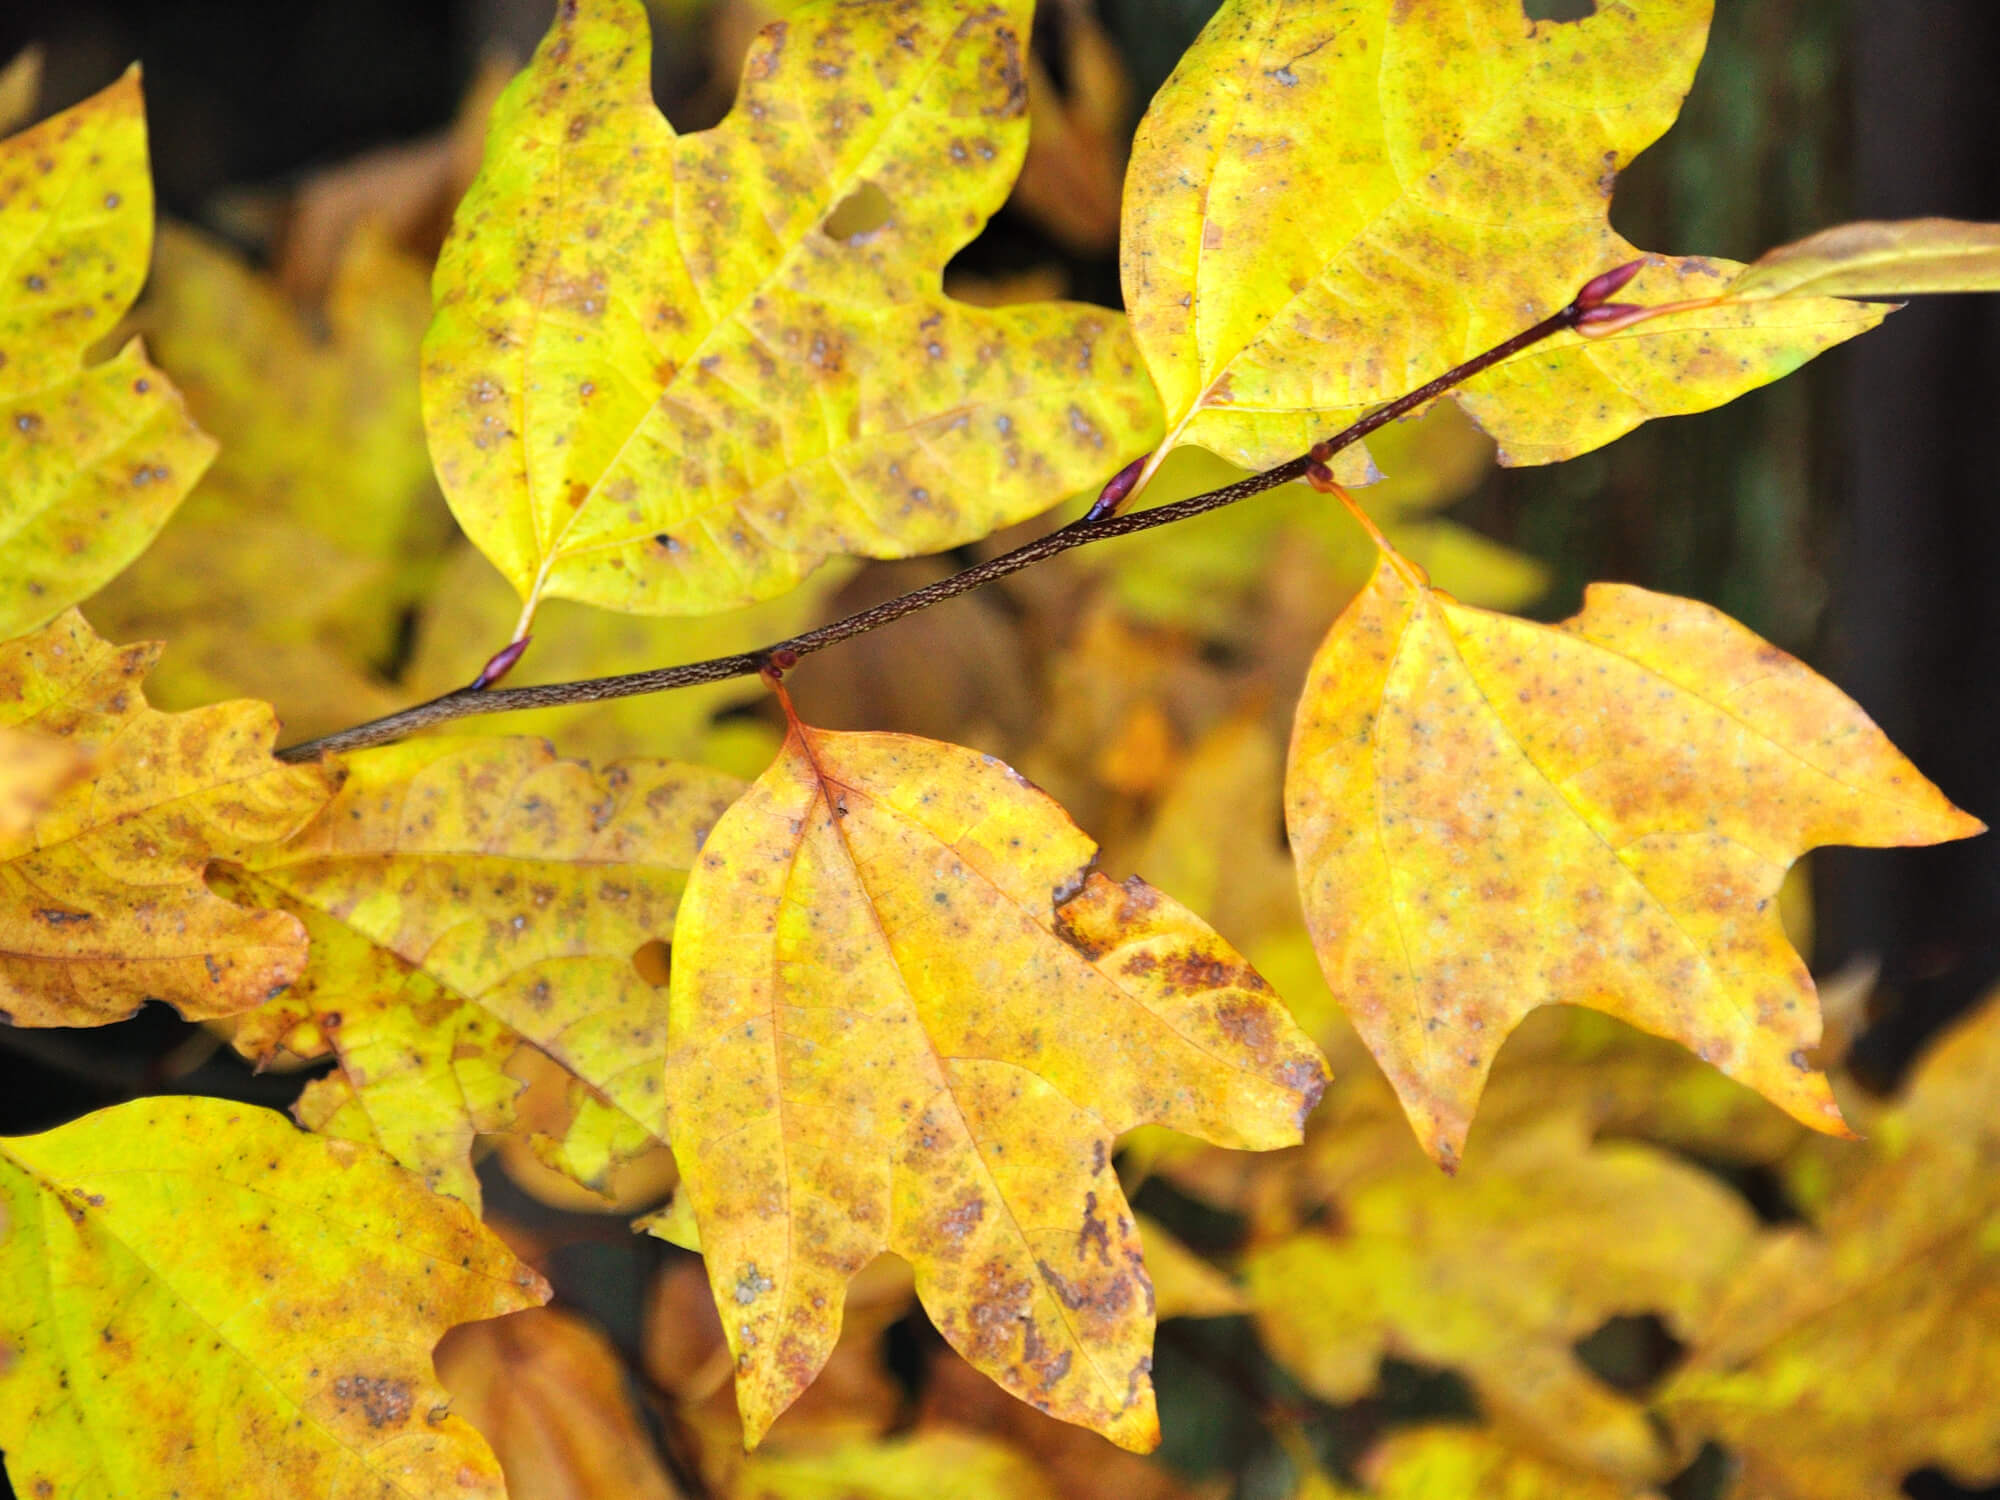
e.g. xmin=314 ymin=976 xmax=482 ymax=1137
xmin=277 ymin=278 xmax=1626 ymax=764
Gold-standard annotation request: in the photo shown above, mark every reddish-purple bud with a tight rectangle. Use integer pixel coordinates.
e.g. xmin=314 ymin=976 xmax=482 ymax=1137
xmin=770 ymin=647 xmax=800 ymax=670
xmin=470 ymin=637 xmax=531 ymax=691
xmin=1304 ymin=460 xmax=1338 ymax=493
xmin=1575 ymin=302 xmax=1646 ymax=328
xmin=1309 ymin=440 xmax=1334 ymax=465
xmin=1083 ymin=454 xmax=1150 ymax=522
xmin=1574 ymin=258 xmax=1647 ymax=312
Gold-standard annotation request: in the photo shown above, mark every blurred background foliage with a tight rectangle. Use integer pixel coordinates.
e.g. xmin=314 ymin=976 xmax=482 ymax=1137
xmin=2 ymin=2 xmax=1998 ymax=1498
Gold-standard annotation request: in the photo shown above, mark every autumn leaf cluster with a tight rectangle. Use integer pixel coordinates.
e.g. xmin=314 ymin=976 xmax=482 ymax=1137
xmin=3 ymin=3 xmax=2000 ymax=1498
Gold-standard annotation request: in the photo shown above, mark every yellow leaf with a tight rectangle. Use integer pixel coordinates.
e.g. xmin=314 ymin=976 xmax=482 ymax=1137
xmin=0 ymin=726 xmax=82 ymax=837
xmin=1119 ymin=0 xmax=1884 ymax=478
xmin=87 ymin=223 xmax=445 ymax=737
xmin=0 ymin=46 xmax=41 ymax=134
xmin=1353 ymin=1426 xmax=1667 ymax=1500
xmin=1285 ymin=555 xmax=1980 ymax=1164
xmin=0 ymin=1096 xmax=547 ymax=1500
xmin=1245 ymin=1113 xmax=1756 ymax=1481
xmin=1660 ymin=990 xmax=2000 ymax=1499
xmin=1135 ymin=1214 xmax=1247 ymax=1321
xmin=0 ymin=70 xmax=216 ymax=639
xmin=737 ymin=1428 xmax=1057 ymax=1500
xmin=665 ymin=714 xmax=1327 ymax=1449
xmin=425 ymin=0 xmax=1161 ymax=622
xmin=0 ymin=611 xmax=325 ymax=1027
xmin=229 ymin=737 xmax=743 ymax=1199
xmin=438 ymin=1307 xmax=683 ymax=1500
xmin=1725 ymin=217 xmax=2000 ymax=299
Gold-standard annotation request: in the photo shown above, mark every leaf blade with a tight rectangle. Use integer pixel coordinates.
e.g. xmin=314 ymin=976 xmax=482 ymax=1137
xmin=1725 ymin=217 xmax=2000 ymax=299
xmin=424 ymin=0 xmax=1161 ymax=620
xmin=666 ymin=724 xmax=1326 ymax=1448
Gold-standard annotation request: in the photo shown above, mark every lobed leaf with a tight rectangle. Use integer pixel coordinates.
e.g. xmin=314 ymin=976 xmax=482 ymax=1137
xmin=1284 ymin=556 xmax=1981 ymax=1164
xmin=424 ymin=0 xmax=1161 ymax=621
xmin=1119 ymin=0 xmax=1884 ymax=478
xmin=230 ymin=736 xmax=744 ymax=1203
xmin=0 ymin=70 xmax=215 ymax=638
xmin=666 ymin=718 xmax=1327 ymax=1449
xmin=0 ymin=611 xmax=326 ymax=1027
xmin=0 ymin=1096 xmax=547 ymax=1500
xmin=1725 ymin=217 xmax=2000 ymax=300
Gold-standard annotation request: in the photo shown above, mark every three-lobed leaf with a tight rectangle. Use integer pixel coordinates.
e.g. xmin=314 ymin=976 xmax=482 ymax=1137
xmin=425 ymin=0 xmax=1160 ymax=622
xmin=1118 ymin=0 xmax=1884 ymax=482
xmin=665 ymin=714 xmax=1327 ymax=1449
xmin=0 ymin=1096 xmax=547 ymax=1500
xmin=0 ymin=611 xmax=326 ymax=1026
xmin=1284 ymin=555 xmax=1980 ymax=1164
xmin=0 ymin=70 xmax=215 ymax=639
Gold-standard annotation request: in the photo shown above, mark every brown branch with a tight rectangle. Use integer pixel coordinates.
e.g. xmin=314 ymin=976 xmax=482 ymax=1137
xmin=276 ymin=273 xmax=1633 ymax=765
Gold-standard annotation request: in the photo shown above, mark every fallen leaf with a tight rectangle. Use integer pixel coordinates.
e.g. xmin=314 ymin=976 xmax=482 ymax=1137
xmin=228 ymin=736 xmax=743 ymax=1199
xmin=438 ymin=1306 xmax=684 ymax=1500
xmin=0 ymin=69 xmax=216 ymax=638
xmin=1724 ymin=217 xmax=2000 ymax=300
xmin=736 ymin=1428 xmax=1056 ymax=1500
xmin=0 ymin=45 xmax=40 ymax=134
xmin=0 ymin=611 xmax=325 ymax=1026
xmin=664 ymin=708 xmax=1327 ymax=1448
xmin=1659 ymin=990 xmax=2000 ymax=1499
xmin=424 ymin=0 xmax=1161 ymax=621
xmin=1136 ymin=1214 xmax=1246 ymax=1321
xmin=1119 ymin=0 xmax=1884 ymax=483
xmin=86 ymin=221 xmax=445 ymax=736
xmin=0 ymin=1096 xmax=547 ymax=1499
xmin=1285 ymin=554 xmax=1981 ymax=1163
xmin=1246 ymin=1112 xmax=1757 ymax=1481
xmin=1353 ymin=1426 xmax=1668 ymax=1500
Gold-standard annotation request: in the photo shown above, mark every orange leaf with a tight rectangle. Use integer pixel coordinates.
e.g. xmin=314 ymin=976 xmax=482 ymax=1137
xmin=664 ymin=716 xmax=1327 ymax=1450
xmin=1285 ymin=555 xmax=1981 ymax=1165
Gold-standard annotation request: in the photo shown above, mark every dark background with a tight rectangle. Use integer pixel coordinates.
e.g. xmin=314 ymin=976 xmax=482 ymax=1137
xmin=3 ymin=3 xmax=1997 ymax=1496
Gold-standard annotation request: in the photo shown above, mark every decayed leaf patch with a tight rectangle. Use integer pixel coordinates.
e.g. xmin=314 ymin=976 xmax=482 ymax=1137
xmin=665 ymin=715 xmax=1327 ymax=1449
xmin=1285 ymin=555 xmax=1980 ymax=1163
xmin=0 ymin=1096 xmax=547 ymax=1500
xmin=0 ymin=611 xmax=324 ymax=1026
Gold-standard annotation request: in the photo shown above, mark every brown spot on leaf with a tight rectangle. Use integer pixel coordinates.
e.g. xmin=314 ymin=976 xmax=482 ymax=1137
xmin=334 ymin=1374 xmax=413 ymax=1429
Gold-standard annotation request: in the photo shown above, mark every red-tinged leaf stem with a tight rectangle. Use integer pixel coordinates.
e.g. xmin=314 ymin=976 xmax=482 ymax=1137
xmin=275 ymin=269 xmax=1636 ymax=763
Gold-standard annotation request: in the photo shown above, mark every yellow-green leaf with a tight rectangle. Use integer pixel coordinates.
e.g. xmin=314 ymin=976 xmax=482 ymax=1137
xmin=230 ymin=736 xmax=743 ymax=1199
xmin=1284 ymin=555 xmax=1980 ymax=1164
xmin=0 ymin=69 xmax=216 ymax=638
xmin=1246 ymin=1113 xmax=1755 ymax=1481
xmin=1725 ymin=217 xmax=2000 ymax=300
xmin=425 ymin=0 xmax=1161 ymax=622
xmin=1119 ymin=0 xmax=1884 ymax=477
xmin=665 ymin=717 xmax=1327 ymax=1450
xmin=0 ymin=1096 xmax=547 ymax=1500
xmin=0 ymin=611 xmax=326 ymax=1027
